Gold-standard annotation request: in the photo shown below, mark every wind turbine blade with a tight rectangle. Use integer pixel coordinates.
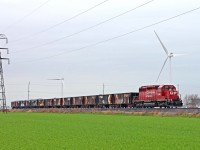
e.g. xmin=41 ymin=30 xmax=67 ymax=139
xmin=156 ymin=57 xmax=169 ymax=82
xmin=172 ymin=53 xmax=186 ymax=57
xmin=154 ymin=31 xmax=169 ymax=55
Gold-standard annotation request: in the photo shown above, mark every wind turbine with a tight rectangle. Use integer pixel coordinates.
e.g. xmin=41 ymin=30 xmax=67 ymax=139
xmin=154 ymin=31 xmax=184 ymax=83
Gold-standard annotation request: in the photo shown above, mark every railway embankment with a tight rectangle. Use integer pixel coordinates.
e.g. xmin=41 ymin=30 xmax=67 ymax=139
xmin=9 ymin=108 xmax=200 ymax=117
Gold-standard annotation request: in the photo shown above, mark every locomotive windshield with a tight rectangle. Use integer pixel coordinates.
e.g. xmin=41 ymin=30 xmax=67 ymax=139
xmin=164 ymin=85 xmax=175 ymax=91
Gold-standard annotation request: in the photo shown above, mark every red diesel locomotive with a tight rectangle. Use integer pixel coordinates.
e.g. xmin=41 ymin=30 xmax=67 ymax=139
xmin=135 ymin=85 xmax=182 ymax=108
xmin=11 ymin=84 xmax=182 ymax=109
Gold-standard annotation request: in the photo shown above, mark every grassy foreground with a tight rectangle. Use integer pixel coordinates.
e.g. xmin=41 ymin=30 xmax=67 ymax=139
xmin=0 ymin=113 xmax=200 ymax=150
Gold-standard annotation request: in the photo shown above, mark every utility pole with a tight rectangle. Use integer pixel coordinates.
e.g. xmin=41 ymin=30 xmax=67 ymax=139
xmin=0 ymin=34 xmax=9 ymax=113
xmin=177 ymin=84 xmax=181 ymax=99
xmin=28 ymin=82 xmax=30 ymax=100
xmin=103 ymin=83 xmax=104 ymax=95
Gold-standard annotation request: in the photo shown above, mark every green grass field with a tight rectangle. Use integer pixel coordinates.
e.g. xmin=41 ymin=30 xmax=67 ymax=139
xmin=0 ymin=112 xmax=200 ymax=150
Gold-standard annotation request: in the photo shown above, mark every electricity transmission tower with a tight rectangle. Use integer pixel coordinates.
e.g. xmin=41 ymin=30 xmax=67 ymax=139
xmin=0 ymin=34 xmax=9 ymax=113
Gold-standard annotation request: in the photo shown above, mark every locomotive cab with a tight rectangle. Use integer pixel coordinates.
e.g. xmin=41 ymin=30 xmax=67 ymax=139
xmin=160 ymin=85 xmax=182 ymax=106
xmin=160 ymin=85 xmax=179 ymax=100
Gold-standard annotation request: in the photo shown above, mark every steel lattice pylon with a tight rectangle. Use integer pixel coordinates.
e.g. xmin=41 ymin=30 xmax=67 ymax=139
xmin=0 ymin=54 xmax=6 ymax=112
xmin=0 ymin=34 xmax=9 ymax=113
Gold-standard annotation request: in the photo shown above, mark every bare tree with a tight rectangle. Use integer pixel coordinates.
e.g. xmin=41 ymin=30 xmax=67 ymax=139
xmin=184 ymin=94 xmax=200 ymax=108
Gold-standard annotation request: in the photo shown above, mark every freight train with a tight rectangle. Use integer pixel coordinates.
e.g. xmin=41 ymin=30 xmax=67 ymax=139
xmin=11 ymin=84 xmax=183 ymax=109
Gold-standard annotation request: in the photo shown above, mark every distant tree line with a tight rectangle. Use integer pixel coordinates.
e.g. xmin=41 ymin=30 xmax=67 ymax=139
xmin=184 ymin=94 xmax=200 ymax=108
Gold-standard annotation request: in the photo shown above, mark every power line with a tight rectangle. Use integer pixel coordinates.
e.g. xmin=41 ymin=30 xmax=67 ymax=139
xmin=13 ymin=6 xmax=200 ymax=64
xmin=4 ymin=0 xmax=52 ymax=31
xmin=11 ymin=0 xmax=109 ymax=43
xmin=13 ymin=0 xmax=155 ymax=53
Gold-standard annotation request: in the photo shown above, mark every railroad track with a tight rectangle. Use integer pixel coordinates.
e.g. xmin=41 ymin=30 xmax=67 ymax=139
xmin=86 ymin=107 xmax=200 ymax=113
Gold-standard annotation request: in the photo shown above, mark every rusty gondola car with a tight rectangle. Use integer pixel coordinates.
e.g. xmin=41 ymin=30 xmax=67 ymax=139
xmin=11 ymin=101 xmax=17 ymax=109
xmin=38 ymin=99 xmax=44 ymax=108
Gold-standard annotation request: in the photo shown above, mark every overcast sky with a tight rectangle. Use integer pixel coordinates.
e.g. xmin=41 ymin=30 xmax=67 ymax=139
xmin=0 ymin=0 xmax=200 ymax=105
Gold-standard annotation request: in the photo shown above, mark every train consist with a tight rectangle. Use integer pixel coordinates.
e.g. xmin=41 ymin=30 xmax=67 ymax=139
xmin=11 ymin=84 xmax=183 ymax=109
